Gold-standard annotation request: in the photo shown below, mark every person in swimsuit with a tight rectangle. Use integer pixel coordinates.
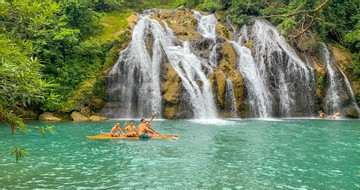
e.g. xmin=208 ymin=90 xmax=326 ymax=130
xmin=137 ymin=115 xmax=158 ymax=138
xmin=123 ymin=120 xmax=139 ymax=137
xmin=109 ymin=122 xmax=124 ymax=137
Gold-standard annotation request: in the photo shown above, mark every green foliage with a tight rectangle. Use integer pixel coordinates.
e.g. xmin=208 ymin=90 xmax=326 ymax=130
xmin=11 ymin=147 xmax=30 ymax=163
xmin=316 ymin=73 xmax=324 ymax=91
xmin=228 ymin=0 xmax=265 ymax=27
xmin=197 ymin=1 xmax=222 ymax=13
xmin=126 ymin=0 xmax=186 ymax=10
xmin=222 ymin=26 xmax=229 ymax=38
xmin=61 ymin=1 xmax=101 ymax=38
xmin=278 ymin=18 xmax=298 ymax=37
xmin=356 ymin=91 xmax=360 ymax=106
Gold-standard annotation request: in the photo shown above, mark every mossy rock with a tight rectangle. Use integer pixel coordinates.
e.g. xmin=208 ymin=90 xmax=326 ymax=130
xmin=163 ymin=63 xmax=181 ymax=104
xmin=217 ymin=42 xmax=244 ymax=111
xmin=89 ymin=115 xmax=108 ymax=121
xmin=39 ymin=112 xmax=62 ymax=122
xmin=312 ymin=56 xmax=326 ymax=99
xmin=329 ymin=45 xmax=360 ymax=95
xmin=164 ymin=105 xmax=181 ymax=119
xmin=157 ymin=9 xmax=200 ymax=41
xmin=149 ymin=14 xmax=166 ymax=30
xmin=213 ymin=68 xmax=227 ymax=108
xmin=70 ymin=111 xmax=90 ymax=121
xmin=215 ymin=23 xmax=232 ymax=40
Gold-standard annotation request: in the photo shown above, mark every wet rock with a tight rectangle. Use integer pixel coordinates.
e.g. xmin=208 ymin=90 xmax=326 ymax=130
xmin=39 ymin=112 xmax=62 ymax=121
xmin=157 ymin=8 xmax=200 ymax=40
xmin=71 ymin=111 xmax=90 ymax=121
xmin=89 ymin=115 xmax=108 ymax=121
xmin=218 ymin=42 xmax=244 ymax=111
xmin=127 ymin=14 xmax=139 ymax=30
xmin=329 ymin=45 xmax=360 ymax=95
xmin=163 ymin=63 xmax=182 ymax=119
xmin=345 ymin=107 xmax=359 ymax=118
xmin=164 ymin=105 xmax=181 ymax=119
xmin=209 ymin=68 xmax=226 ymax=108
xmin=163 ymin=64 xmax=180 ymax=104
xmin=215 ymin=23 xmax=232 ymax=40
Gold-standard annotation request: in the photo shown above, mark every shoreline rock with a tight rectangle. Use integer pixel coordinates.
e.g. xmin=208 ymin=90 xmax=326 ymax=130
xmin=89 ymin=115 xmax=108 ymax=121
xmin=71 ymin=111 xmax=90 ymax=121
xmin=39 ymin=112 xmax=62 ymax=122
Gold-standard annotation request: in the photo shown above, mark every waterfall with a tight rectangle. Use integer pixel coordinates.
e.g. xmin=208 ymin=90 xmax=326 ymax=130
xmin=225 ymin=78 xmax=238 ymax=117
xmin=335 ymin=64 xmax=360 ymax=114
xmin=104 ymin=16 xmax=164 ymax=118
xmin=230 ymin=41 xmax=272 ymax=117
xmin=320 ymin=44 xmax=342 ymax=114
xmin=103 ymin=10 xmax=358 ymax=119
xmin=193 ymin=11 xmax=218 ymax=40
xmin=103 ymin=14 xmax=217 ymax=119
xmin=320 ymin=43 xmax=360 ymax=115
xmin=194 ymin=11 xmax=219 ymax=66
xmin=230 ymin=19 xmax=316 ymax=117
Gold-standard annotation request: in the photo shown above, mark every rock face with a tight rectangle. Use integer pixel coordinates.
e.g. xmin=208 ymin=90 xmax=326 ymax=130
xmin=89 ymin=115 xmax=108 ymax=121
xmin=163 ymin=63 xmax=181 ymax=118
xmin=329 ymin=45 xmax=360 ymax=98
xmin=218 ymin=42 xmax=244 ymax=113
xmin=101 ymin=8 xmax=360 ymax=119
xmin=71 ymin=111 xmax=90 ymax=121
xmin=39 ymin=112 xmax=62 ymax=121
xmin=155 ymin=9 xmax=201 ymax=41
xmin=345 ymin=107 xmax=359 ymax=118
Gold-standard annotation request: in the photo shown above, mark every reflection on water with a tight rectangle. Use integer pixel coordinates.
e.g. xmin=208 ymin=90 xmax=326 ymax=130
xmin=0 ymin=119 xmax=359 ymax=189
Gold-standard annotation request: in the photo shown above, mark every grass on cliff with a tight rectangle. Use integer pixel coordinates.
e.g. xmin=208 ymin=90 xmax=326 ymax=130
xmin=88 ymin=10 xmax=132 ymax=45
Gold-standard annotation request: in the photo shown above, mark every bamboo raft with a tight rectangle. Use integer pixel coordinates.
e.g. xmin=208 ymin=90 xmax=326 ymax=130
xmin=87 ymin=133 xmax=180 ymax=140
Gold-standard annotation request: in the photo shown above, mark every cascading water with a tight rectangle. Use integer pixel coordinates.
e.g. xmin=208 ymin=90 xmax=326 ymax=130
xmin=320 ymin=43 xmax=342 ymax=114
xmin=102 ymin=9 xmax=359 ymax=119
xmin=193 ymin=11 xmax=219 ymax=66
xmin=230 ymin=19 xmax=316 ymax=117
xmin=225 ymin=78 xmax=238 ymax=117
xmin=165 ymin=41 xmax=218 ymax=118
xmin=335 ymin=64 xmax=360 ymax=114
xmin=321 ymin=43 xmax=360 ymax=115
xmin=102 ymin=13 xmax=218 ymax=119
xmin=230 ymin=41 xmax=272 ymax=117
xmin=104 ymin=16 xmax=164 ymax=118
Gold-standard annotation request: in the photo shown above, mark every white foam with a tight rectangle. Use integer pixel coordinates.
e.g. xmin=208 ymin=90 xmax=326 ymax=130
xmin=187 ymin=118 xmax=236 ymax=125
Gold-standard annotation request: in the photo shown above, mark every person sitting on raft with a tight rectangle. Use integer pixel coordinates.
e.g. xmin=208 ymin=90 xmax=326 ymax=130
xmin=109 ymin=122 xmax=124 ymax=137
xmin=318 ymin=110 xmax=325 ymax=118
xmin=137 ymin=115 xmax=158 ymax=138
xmin=122 ymin=120 xmax=139 ymax=137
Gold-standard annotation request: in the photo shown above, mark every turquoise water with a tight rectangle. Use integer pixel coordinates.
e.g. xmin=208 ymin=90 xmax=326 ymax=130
xmin=0 ymin=119 xmax=359 ymax=189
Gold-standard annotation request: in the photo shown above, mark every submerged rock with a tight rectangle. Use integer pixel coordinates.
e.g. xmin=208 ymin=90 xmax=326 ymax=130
xmin=39 ymin=112 xmax=62 ymax=122
xmin=71 ymin=111 xmax=90 ymax=121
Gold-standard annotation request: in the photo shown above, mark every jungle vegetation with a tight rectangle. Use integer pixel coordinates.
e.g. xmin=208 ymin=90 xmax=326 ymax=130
xmin=1 ymin=0 xmax=360 ymax=161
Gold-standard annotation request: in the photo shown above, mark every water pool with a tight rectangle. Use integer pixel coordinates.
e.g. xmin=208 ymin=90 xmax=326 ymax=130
xmin=1 ymin=119 xmax=359 ymax=189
